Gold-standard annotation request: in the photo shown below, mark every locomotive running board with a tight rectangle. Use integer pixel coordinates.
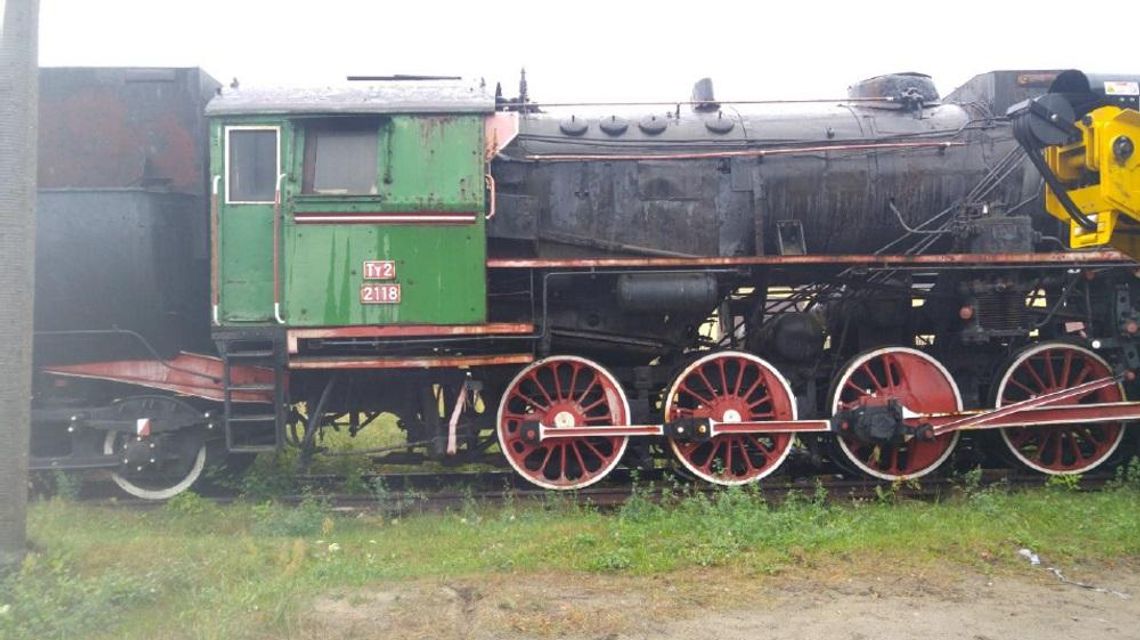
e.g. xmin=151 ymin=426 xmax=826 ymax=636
xmin=486 ymin=250 xmax=1130 ymax=270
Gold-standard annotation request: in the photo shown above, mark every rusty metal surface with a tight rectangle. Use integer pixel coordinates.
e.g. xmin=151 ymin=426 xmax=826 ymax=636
xmin=42 ymin=353 xmax=273 ymax=403
xmin=34 ymin=190 xmax=213 ymax=363
xmin=38 ymin=67 xmax=218 ymax=192
xmin=484 ymin=112 xmax=520 ymax=160
xmin=486 ymin=250 xmax=1131 ymax=269
xmin=288 ymin=353 xmax=534 ymax=370
xmin=488 ymin=73 xmax=1033 ymax=258
xmin=288 ymin=322 xmax=533 ymax=347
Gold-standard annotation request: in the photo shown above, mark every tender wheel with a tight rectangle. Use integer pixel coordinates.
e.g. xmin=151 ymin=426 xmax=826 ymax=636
xmin=496 ymin=356 xmax=630 ymax=490
xmin=102 ymin=395 xmax=209 ymax=500
xmin=830 ymin=347 xmax=961 ymax=481
xmin=665 ymin=351 xmax=796 ymax=485
xmin=995 ymin=342 xmax=1127 ymax=475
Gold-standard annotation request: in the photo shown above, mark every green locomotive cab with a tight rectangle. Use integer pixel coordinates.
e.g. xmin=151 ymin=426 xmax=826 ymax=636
xmin=207 ymin=81 xmax=494 ymax=328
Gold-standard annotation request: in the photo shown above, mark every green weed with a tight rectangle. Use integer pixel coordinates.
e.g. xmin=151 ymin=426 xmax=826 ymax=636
xmin=0 ymin=551 xmax=162 ymax=639
xmin=250 ymin=496 xmax=328 ymax=537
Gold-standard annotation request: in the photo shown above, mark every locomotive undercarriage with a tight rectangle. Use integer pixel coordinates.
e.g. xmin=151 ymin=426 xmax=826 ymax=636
xmin=30 ymin=250 xmax=1140 ymax=498
xmin=275 ymin=251 xmax=1140 ymax=492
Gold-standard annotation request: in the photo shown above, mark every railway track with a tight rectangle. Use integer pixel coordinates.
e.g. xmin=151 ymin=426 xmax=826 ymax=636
xmin=61 ymin=468 xmax=1115 ymax=513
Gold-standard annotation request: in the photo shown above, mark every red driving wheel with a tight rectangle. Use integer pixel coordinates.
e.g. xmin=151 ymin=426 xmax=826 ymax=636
xmin=497 ymin=356 xmax=630 ymax=490
xmin=665 ymin=351 xmax=796 ymax=485
xmin=831 ymin=347 xmax=961 ymax=480
xmin=996 ymin=342 xmax=1127 ymax=475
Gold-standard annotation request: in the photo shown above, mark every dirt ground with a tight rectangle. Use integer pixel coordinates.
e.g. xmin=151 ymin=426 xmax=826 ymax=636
xmin=301 ymin=561 xmax=1140 ymax=640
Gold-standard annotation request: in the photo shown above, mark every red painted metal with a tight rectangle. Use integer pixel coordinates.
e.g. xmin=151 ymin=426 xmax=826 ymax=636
xmin=930 ymin=375 xmax=1120 ymax=435
xmin=665 ymin=352 xmax=798 ymax=485
xmin=538 ymin=425 xmax=665 ymax=439
xmin=287 ymin=322 xmax=533 ymax=352
xmin=524 ymin=140 xmax=965 ymax=163
xmin=288 ymin=353 xmax=533 ymax=370
xmin=994 ymin=344 xmax=1127 ymax=474
xmin=487 ymin=251 xmax=1130 ymax=270
xmin=43 ymin=353 xmax=273 ymax=404
xmin=536 ymin=419 xmax=832 ymax=440
xmin=710 ymin=419 xmax=832 ymax=435
xmin=484 ymin=112 xmax=520 ymax=161
xmin=497 ymin=356 xmax=629 ymax=490
xmin=920 ymin=402 xmax=1140 ymax=430
xmin=832 ymin=348 xmax=961 ymax=480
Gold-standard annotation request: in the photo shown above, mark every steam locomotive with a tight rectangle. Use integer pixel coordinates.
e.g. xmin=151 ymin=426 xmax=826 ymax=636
xmin=30 ymin=66 xmax=1140 ymax=498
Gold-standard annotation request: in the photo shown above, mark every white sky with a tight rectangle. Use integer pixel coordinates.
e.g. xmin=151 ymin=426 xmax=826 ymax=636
xmin=22 ymin=0 xmax=1140 ymax=103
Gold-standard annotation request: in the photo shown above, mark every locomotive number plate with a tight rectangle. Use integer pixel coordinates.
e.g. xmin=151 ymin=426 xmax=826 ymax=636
xmin=363 ymin=260 xmax=396 ymax=280
xmin=360 ymin=284 xmax=401 ymax=304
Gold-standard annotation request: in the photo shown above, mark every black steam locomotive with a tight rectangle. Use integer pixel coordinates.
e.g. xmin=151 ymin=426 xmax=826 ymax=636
xmin=30 ymin=66 xmax=1140 ymax=498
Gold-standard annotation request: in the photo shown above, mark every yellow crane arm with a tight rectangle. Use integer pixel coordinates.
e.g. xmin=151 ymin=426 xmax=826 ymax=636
xmin=1009 ymin=70 xmax=1140 ymax=258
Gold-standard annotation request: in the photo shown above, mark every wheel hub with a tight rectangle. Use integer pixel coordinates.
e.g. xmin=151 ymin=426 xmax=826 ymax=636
xmin=552 ymin=410 xmax=578 ymax=429
xmin=721 ymin=409 xmax=742 ymax=423
xmin=120 ymin=436 xmax=161 ymax=470
xmin=840 ymin=400 xmax=907 ymax=445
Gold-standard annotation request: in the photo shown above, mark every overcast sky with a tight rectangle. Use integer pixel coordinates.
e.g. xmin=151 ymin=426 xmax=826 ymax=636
xmin=23 ymin=0 xmax=1140 ymax=103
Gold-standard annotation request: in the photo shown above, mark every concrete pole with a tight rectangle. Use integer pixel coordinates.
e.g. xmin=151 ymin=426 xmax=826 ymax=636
xmin=0 ymin=0 xmax=40 ymax=569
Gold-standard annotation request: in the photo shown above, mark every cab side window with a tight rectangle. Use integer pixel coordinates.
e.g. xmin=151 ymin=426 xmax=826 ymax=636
xmin=302 ymin=119 xmax=380 ymax=195
xmin=226 ymin=128 xmax=278 ymax=203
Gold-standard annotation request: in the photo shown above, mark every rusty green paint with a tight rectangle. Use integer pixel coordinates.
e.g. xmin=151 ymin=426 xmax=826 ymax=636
xmin=283 ymin=222 xmax=485 ymax=325
xmin=213 ymin=118 xmax=288 ymax=323
xmin=212 ymin=114 xmax=486 ymax=327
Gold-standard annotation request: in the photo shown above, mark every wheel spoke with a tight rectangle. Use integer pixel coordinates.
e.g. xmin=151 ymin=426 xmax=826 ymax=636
xmin=1008 ymin=377 xmax=1036 ymax=397
xmin=552 ymin=363 xmax=565 ymax=400
xmin=731 ymin=363 xmax=747 ymax=397
xmin=512 ymin=388 xmax=550 ymax=412
xmin=567 ymin=362 xmax=581 ymax=402
xmin=1025 ymin=358 xmax=1049 ymax=392
xmin=860 ymin=363 xmax=885 ymax=391
xmin=696 ymin=368 xmax=721 ymax=397
xmin=574 ymin=375 xmax=601 ymax=405
xmin=717 ymin=359 xmax=729 ymax=396
xmin=680 ymin=382 xmax=716 ymax=405
xmin=1044 ymin=350 xmax=1058 ymax=389
xmin=528 ymin=371 xmax=557 ymax=407
xmin=844 ymin=378 xmax=868 ymax=396
xmin=1060 ymin=349 xmax=1074 ymax=388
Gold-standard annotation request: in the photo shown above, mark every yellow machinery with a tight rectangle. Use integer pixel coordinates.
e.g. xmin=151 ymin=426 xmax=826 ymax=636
xmin=1010 ymin=70 xmax=1140 ymax=258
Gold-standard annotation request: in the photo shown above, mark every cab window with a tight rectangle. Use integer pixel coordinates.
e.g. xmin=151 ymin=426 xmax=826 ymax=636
xmin=302 ymin=119 xmax=380 ymax=195
xmin=226 ymin=127 xmax=278 ymax=203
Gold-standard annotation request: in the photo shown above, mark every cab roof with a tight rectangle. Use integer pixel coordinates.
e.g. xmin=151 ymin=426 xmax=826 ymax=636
xmin=205 ymin=79 xmax=494 ymax=116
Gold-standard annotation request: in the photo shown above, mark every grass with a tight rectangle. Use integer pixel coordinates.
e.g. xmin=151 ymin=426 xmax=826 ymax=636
xmin=3 ymin=475 xmax=1140 ymax=639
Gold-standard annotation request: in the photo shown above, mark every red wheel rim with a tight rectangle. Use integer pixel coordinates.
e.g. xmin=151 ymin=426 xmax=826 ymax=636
xmin=831 ymin=347 xmax=961 ymax=480
xmin=666 ymin=352 xmax=795 ymax=485
xmin=497 ymin=356 xmax=630 ymax=490
xmin=997 ymin=343 xmax=1126 ymax=475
